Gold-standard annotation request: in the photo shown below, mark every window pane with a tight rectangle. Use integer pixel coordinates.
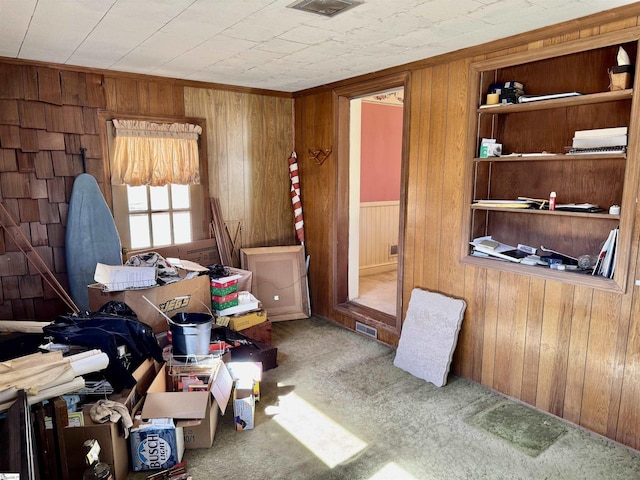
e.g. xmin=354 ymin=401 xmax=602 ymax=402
xmin=127 ymin=186 xmax=148 ymax=212
xmin=173 ymin=212 xmax=192 ymax=244
xmin=151 ymin=212 xmax=171 ymax=247
xmin=150 ymin=185 xmax=169 ymax=210
xmin=129 ymin=214 xmax=150 ymax=249
xmin=171 ymin=184 xmax=190 ymax=209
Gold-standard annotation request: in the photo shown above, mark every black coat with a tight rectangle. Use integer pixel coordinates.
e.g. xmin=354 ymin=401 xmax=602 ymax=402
xmin=44 ymin=307 xmax=163 ymax=392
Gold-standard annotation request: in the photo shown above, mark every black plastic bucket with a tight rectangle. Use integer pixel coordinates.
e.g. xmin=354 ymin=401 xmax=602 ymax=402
xmin=169 ymin=312 xmax=213 ymax=356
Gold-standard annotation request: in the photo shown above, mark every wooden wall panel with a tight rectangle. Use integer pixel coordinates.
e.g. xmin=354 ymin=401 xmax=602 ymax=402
xmin=293 ymin=2 xmax=640 ymax=453
xmin=580 ymin=290 xmax=623 ymax=435
xmin=403 ymin=68 xmax=431 ymax=298
xmin=563 ymin=286 xmax=592 ymax=424
xmin=493 ymin=272 xmax=529 ymax=399
xmin=183 ymin=87 xmax=295 ymax=255
xmin=422 ymin=63 xmax=448 ymax=291
xmin=359 ymin=202 xmax=399 ymax=270
xmin=294 ymin=91 xmax=335 ymax=319
xmin=520 ymin=277 xmax=545 ymax=405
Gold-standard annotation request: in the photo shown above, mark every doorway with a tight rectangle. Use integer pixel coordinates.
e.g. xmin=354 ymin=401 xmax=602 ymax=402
xmin=334 ymin=72 xmax=410 ymax=336
xmin=349 ymin=90 xmax=403 ymax=317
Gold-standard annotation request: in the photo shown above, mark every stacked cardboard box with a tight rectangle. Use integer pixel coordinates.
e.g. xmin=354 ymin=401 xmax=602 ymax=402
xmin=136 ymin=357 xmax=233 ymax=466
xmin=63 ymin=358 xmax=161 ymax=480
xmin=227 ymin=362 xmax=262 ymax=431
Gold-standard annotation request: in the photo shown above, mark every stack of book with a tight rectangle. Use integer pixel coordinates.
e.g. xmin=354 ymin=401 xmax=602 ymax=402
xmin=488 ymin=81 xmax=525 ymax=104
xmin=593 ymin=227 xmax=619 ymax=278
xmin=569 ymin=127 xmax=627 ymax=154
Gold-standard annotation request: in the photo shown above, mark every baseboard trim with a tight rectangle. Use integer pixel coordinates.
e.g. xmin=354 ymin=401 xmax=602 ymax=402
xmin=360 ymin=262 xmax=397 ymax=276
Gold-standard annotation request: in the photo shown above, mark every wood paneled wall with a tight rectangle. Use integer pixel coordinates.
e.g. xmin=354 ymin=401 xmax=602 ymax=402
xmin=294 ymin=9 xmax=640 ymax=451
xmin=359 ymin=201 xmax=399 ymax=272
xmin=183 ymin=88 xmax=295 ymax=251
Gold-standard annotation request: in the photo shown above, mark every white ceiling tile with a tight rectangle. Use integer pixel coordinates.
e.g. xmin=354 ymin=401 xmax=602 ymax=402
xmin=257 ymin=38 xmax=309 ymax=55
xmin=278 ymin=24 xmax=339 ymax=45
xmin=3 ymin=0 xmax=639 ymax=91
xmin=0 ymin=0 xmax=37 ymax=56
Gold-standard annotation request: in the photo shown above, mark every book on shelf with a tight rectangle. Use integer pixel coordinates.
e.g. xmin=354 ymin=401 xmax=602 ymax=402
xmin=574 ymin=127 xmax=628 ymax=138
xmin=554 ymin=203 xmax=603 ymax=213
xmin=472 ymin=199 xmax=535 ymax=209
xmin=572 ymin=135 xmax=627 ymax=149
xmin=517 ymin=92 xmax=582 ymax=103
xmin=568 ymin=146 xmax=627 ymax=155
xmin=469 ymin=236 xmax=527 ymax=263
xmin=593 ymin=227 xmax=619 ymax=278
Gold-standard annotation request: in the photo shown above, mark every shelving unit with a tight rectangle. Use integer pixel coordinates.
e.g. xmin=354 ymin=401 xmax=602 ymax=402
xmin=462 ymin=30 xmax=640 ymax=292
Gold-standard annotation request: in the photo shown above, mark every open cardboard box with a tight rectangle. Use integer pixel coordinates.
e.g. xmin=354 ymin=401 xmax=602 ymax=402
xmin=227 ymin=362 xmax=263 ymax=431
xmin=140 ymin=359 xmax=233 ymax=449
xmin=126 ymin=238 xmax=221 ymax=266
xmin=88 ymin=274 xmax=211 ymax=333
xmin=63 ymin=358 xmax=160 ymax=480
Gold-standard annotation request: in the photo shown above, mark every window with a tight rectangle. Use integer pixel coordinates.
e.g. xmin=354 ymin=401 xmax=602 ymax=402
xmin=105 ymin=118 xmax=207 ymax=254
xmin=126 ymin=184 xmax=192 ymax=250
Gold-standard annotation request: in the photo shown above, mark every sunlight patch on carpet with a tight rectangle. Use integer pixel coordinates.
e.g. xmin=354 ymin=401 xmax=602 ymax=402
xmin=368 ymin=462 xmax=420 ymax=479
xmin=265 ymin=390 xmax=367 ymax=467
xmin=466 ymin=401 xmax=567 ymax=457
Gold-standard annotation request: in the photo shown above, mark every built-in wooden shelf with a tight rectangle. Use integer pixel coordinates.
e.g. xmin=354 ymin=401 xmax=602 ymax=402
xmin=476 ymin=89 xmax=633 ymax=114
xmin=473 ymin=153 xmax=626 ymax=162
xmin=470 ymin=205 xmax=620 ymax=220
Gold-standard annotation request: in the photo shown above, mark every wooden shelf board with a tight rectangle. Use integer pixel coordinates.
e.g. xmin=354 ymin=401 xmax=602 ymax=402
xmin=470 ymin=205 xmax=620 ymax=219
xmin=477 ymin=89 xmax=633 ymax=114
xmin=461 ymin=255 xmax=623 ymax=293
xmin=474 ymin=153 xmax=626 ymax=162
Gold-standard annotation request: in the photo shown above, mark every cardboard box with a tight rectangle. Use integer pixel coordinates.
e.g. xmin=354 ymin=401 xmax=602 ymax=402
xmin=127 ymin=238 xmax=221 ymax=266
xmin=130 ymin=418 xmax=184 ymax=471
xmin=230 ymin=340 xmax=278 ymax=371
xmin=238 ymin=319 xmax=272 ymax=345
xmin=212 ymin=291 xmax=239 ymax=310
xmin=94 ymin=263 xmax=156 ymax=291
xmin=63 ymin=359 xmax=160 ymax=480
xmin=141 ymin=360 xmax=233 ymax=450
xmin=227 ymin=267 xmax=253 ymax=293
xmin=227 ymin=361 xmax=263 ymax=402
xmin=216 ymin=292 xmax=259 ymax=316
xmin=108 ymin=358 xmax=162 ymax=413
xmin=88 ymin=274 xmax=210 ymax=333
xmin=233 ymin=381 xmax=255 ymax=431
xmin=183 ymin=398 xmax=219 ymax=449
xmin=63 ymin=406 xmax=129 ymax=480
xmin=210 ymin=275 xmax=240 ymax=296
xmin=229 ymin=309 xmax=268 ymax=331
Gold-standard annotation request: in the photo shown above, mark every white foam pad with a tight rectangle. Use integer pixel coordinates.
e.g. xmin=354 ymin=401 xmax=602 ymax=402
xmin=394 ymin=288 xmax=467 ymax=387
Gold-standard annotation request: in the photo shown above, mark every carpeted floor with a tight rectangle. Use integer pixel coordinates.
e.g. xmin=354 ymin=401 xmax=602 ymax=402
xmin=128 ymin=316 xmax=640 ymax=480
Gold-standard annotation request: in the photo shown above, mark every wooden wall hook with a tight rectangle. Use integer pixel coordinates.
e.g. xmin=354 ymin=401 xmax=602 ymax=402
xmin=308 ymin=148 xmax=332 ymax=165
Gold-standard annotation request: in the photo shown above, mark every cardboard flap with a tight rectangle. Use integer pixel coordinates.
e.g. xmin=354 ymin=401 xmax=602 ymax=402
xmin=175 ymin=418 xmax=204 ymax=428
xmin=141 ymin=391 xmax=209 ymax=420
xmin=227 ymin=362 xmax=263 ymax=382
xmin=211 ymin=361 xmax=233 ymax=415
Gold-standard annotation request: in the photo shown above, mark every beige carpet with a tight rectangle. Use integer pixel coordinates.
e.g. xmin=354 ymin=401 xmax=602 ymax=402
xmin=128 ymin=317 xmax=640 ymax=480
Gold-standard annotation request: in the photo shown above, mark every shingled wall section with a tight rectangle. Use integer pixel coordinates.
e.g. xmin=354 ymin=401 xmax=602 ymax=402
xmin=0 ymin=63 xmax=106 ymax=320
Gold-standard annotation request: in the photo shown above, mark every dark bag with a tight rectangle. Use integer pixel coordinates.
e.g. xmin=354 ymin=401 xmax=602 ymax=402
xmin=43 ymin=302 xmax=163 ymax=392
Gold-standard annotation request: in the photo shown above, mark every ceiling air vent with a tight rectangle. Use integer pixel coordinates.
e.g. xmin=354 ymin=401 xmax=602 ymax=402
xmin=288 ymin=0 xmax=363 ymax=17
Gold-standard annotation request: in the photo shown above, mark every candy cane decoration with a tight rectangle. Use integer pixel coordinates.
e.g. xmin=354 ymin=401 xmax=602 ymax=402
xmin=288 ymin=151 xmax=304 ymax=244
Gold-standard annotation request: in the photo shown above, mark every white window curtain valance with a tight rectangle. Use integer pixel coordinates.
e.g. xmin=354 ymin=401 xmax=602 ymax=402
xmin=111 ymin=119 xmax=202 ymax=186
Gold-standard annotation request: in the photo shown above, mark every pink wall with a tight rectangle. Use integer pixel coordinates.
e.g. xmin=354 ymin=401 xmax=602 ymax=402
xmin=360 ymin=102 xmax=403 ymax=202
